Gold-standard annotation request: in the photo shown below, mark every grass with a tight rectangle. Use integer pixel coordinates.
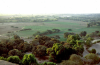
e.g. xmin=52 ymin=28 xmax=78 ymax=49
xmin=14 ymin=20 xmax=100 ymax=41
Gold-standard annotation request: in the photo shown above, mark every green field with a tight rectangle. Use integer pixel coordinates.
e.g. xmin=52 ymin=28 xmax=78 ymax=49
xmin=14 ymin=20 xmax=100 ymax=41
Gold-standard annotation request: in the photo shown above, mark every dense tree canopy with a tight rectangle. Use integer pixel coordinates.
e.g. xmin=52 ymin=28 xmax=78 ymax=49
xmin=32 ymin=45 xmax=47 ymax=57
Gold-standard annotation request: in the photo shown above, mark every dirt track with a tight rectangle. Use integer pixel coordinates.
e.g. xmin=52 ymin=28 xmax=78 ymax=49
xmin=0 ymin=60 xmax=18 ymax=65
xmin=83 ymin=45 xmax=89 ymax=57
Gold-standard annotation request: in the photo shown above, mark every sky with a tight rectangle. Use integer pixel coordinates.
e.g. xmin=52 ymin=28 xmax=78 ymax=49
xmin=0 ymin=0 xmax=100 ymax=14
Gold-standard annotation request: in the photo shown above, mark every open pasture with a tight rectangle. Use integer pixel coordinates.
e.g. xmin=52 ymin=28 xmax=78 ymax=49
xmin=0 ymin=19 xmax=100 ymax=41
xmin=14 ymin=19 xmax=100 ymax=41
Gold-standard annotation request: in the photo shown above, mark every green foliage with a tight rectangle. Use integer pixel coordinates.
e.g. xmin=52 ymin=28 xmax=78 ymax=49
xmin=0 ymin=43 xmax=8 ymax=55
xmin=22 ymin=54 xmax=38 ymax=65
xmin=67 ymin=34 xmax=82 ymax=46
xmin=41 ymin=62 xmax=56 ymax=65
xmin=7 ymin=56 xmax=20 ymax=64
xmin=46 ymin=48 xmax=53 ymax=54
xmin=66 ymin=35 xmax=76 ymax=45
xmin=73 ymin=44 xmax=84 ymax=55
xmin=85 ymin=53 xmax=99 ymax=64
xmin=91 ymin=49 xmax=96 ymax=54
xmin=66 ymin=35 xmax=84 ymax=55
xmin=46 ymin=43 xmax=74 ymax=62
xmin=67 ymin=34 xmax=81 ymax=46
xmin=74 ymin=34 xmax=80 ymax=40
xmin=0 ymin=56 xmax=7 ymax=61
xmin=13 ymin=18 xmax=100 ymax=42
xmin=85 ymin=37 xmax=93 ymax=47
xmin=87 ymin=37 xmax=93 ymax=41
xmin=61 ymin=54 xmax=83 ymax=65
xmin=52 ymin=43 xmax=65 ymax=55
xmin=33 ymin=29 xmax=60 ymax=37
xmin=76 ymin=40 xmax=84 ymax=46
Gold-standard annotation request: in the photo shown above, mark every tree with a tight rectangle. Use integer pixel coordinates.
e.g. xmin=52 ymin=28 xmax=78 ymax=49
xmin=44 ymin=41 xmax=54 ymax=48
xmin=69 ymin=54 xmax=83 ymax=65
xmin=85 ymin=37 xmax=93 ymax=47
xmin=64 ymin=32 xmax=75 ymax=38
xmin=0 ymin=56 xmax=7 ymax=61
xmin=66 ymin=35 xmax=76 ymax=45
xmin=87 ymin=24 xmax=90 ymax=27
xmin=50 ymin=38 xmax=60 ymax=43
xmin=7 ymin=56 xmax=20 ymax=64
xmin=73 ymin=44 xmax=84 ymax=55
xmin=85 ymin=53 xmax=99 ymax=64
xmin=34 ymin=35 xmax=51 ymax=45
xmin=80 ymin=31 xmax=87 ymax=37
xmin=14 ymin=35 xmax=20 ymax=39
xmin=32 ymin=45 xmax=47 ymax=57
xmin=22 ymin=42 xmax=31 ymax=52
xmin=52 ymin=29 xmax=60 ymax=33
xmin=0 ymin=42 xmax=8 ymax=55
xmin=91 ymin=49 xmax=96 ymax=54
xmin=22 ymin=54 xmax=38 ymax=65
xmin=8 ymin=49 xmax=23 ymax=58
xmin=6 ymin=39 xmax=14 ymax=50
xmin=46 ymin=43 xmax=67 ymax=62
xmin=61 ymin=54 xmax=83 ymax=65
xmin=52 ymin=43 xmax=65 ymax=55
xmin=17 ymin=42 xmax=31 ymax=52
xmin=75 ymin=34 xmax=80 ymax=40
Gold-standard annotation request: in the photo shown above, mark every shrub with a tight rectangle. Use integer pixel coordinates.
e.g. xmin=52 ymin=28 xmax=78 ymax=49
xmin=8 ymin=49 xmax=23 ymax=57
xmin=85 ymin=53 xmax=99 ymax=64
xmin=91 ymin=49 xmax=96 ymax=54
xmin=22 ymin=42 xmax=31 ymax=52
xmin=42 ymin=62 xmax=56 ymax=65
xmin=7 ymin=56 xmax=20 ymax=64
xmin=22 ymin=54 xmax=38 ymax=65
xmin=0 ymin=56 xmax=7 ymax=61
xmin=69 ymin=54 xmax=83 ymax=65
xmin=14 ymin=35 xmax=20 ymax=39
xmin=44 ymin=41 xmax=54 ymax=48
xmin=46 ymin=43 xmax=68 ymax=62
xmin=60 ymin=60 xmax=78 ymax=65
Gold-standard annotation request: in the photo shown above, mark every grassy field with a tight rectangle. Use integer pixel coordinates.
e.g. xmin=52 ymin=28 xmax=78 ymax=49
xmin=14 ymin=20 xmax=100 ymax=41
